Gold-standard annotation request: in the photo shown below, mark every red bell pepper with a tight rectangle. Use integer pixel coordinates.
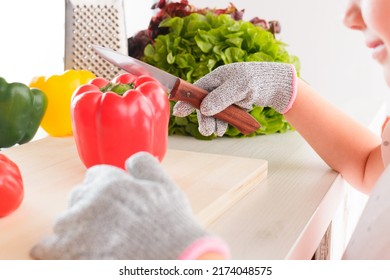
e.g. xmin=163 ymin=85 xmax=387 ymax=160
xmin=71 ymin=73 xmax=170 ymax=169
xmin=0 ymin=154 xmax=24 ymax=217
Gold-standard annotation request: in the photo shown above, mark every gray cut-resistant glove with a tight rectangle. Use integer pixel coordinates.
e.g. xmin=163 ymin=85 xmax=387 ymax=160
xmin=173 ymin=62 xmax=298 ymax=136
xmin=30 ymin=152 xmax=229 ymax=260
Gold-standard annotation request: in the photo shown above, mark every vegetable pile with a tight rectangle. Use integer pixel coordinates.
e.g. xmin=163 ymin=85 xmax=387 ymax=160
xmin=128 ymin=0 xmax=301 ymax=140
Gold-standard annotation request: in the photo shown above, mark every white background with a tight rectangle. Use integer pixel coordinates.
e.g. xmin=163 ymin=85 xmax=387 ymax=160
xmin=0 ymin=0 xmax=388 ymax=109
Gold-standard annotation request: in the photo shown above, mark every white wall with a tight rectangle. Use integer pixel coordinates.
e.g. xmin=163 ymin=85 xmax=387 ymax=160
xmin=0 ymin=0 xmax=152 ymax=84
xmin=0 ymin=0 xmax=388 ymax=109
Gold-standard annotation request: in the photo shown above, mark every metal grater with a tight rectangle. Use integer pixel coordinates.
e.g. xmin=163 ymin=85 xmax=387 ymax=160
xmin=65 ymin=0 xmax=128 ymax=80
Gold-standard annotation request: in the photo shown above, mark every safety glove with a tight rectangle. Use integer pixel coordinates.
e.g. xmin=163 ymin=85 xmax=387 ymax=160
xmin=30 ymin=152 xmax=229 ymax=260
xmin=173 ymin=62 xmax=297 ymax=136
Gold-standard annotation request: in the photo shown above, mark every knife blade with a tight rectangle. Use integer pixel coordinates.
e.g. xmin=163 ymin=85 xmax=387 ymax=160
xmin=92 ymin=45 xmax=260 ymax=135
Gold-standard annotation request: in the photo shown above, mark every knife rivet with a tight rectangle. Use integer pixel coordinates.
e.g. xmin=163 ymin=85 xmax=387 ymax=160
xmin=186 ymin=92 xmax=191 ymax=98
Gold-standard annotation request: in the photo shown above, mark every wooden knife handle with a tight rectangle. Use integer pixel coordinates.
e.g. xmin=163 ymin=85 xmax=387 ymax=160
xmin=170 ymin=79 xmax=260 ymax=135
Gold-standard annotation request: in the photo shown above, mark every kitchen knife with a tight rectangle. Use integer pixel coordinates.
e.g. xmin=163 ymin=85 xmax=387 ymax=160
xmin=92 ymin=45 xmax=260 ymax=135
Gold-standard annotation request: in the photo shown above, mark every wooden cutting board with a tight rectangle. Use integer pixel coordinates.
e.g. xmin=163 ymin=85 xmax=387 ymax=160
xmin=0 ymin=136 xmax=267 ymax=259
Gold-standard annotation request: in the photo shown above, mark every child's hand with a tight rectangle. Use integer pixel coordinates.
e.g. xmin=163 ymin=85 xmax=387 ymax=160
xmin=30 ymin=152 xmax=229 ymax=260
xmin=173 ymin=62 xmax=297 ymax=136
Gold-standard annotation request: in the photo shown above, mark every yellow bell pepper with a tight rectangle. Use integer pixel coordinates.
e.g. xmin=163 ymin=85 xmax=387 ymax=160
xmin=29 ymin=69 xmax=95 ymax=136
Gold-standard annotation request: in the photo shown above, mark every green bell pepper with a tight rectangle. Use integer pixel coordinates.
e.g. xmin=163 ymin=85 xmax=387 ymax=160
xmin=0 ymin=77 xmax=48 ymax=148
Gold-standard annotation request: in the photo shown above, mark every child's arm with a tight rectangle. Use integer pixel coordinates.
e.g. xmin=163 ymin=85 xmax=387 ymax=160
xmin=285 ymin=80 xmax=383 ymax=193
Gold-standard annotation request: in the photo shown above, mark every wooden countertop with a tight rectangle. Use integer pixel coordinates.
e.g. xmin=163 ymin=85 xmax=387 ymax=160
xmin=168 ymin=132 xmax=342 ymax=259
xmin=0 ymin=137 xmax=267 ymax=260
xmin=167 ymin=97 xmax=387 ymax=259
xmin=1 ymin=98 xmax=386 ymax=260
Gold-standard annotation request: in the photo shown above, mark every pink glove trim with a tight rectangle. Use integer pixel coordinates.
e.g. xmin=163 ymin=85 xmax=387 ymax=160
xmin=178 ymin=237 xmax=231 ymax=260
xmin=280 ymin=64 xmax=298 ymax=114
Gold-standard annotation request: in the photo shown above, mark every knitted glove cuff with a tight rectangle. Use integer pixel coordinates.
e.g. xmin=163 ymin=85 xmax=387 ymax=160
xmin=278 ymin=64 xmax=298 ymax=114
xmin=177 ymin=236 xmax=231 ymax=260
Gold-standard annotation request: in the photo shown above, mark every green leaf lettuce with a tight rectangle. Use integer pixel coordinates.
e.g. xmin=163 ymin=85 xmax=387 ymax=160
xmin=144 ymin=13 xmax=300 ymax=140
